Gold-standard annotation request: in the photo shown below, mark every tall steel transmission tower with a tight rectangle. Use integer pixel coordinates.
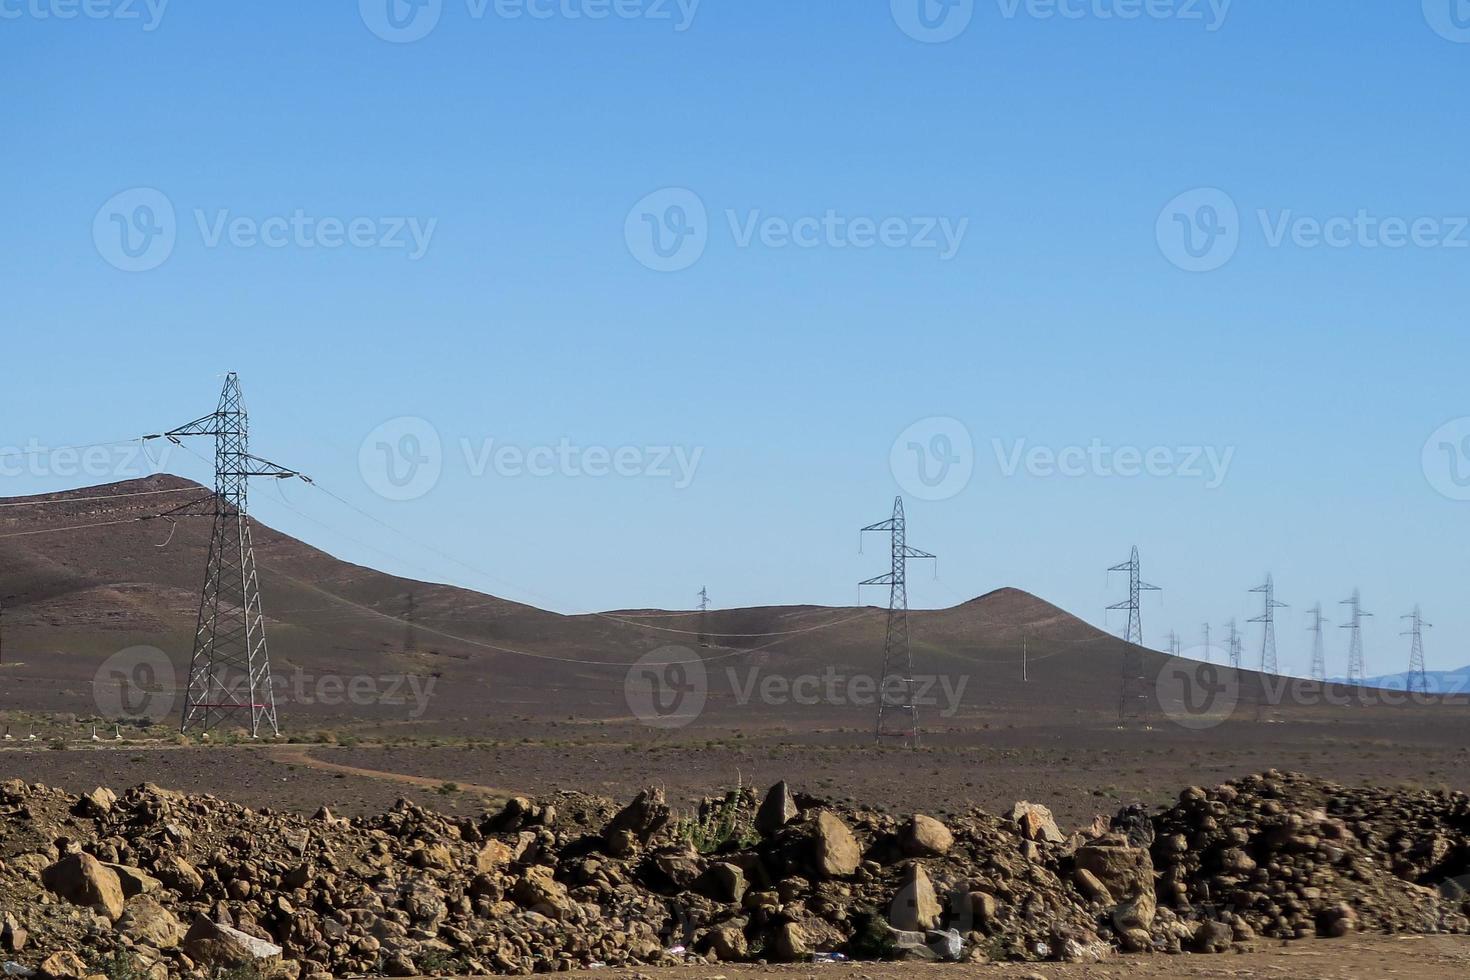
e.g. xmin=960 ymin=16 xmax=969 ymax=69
xmin=1202 ymin=623 xmax=1212 ymax=662
xmin=1402 ymin=606 xmax=1431 ymax=695
xmin=1107 ymin=546 xmax=1160 ymax=645
xmin=1340 ymin=589 xmax=1373 ymax=685
xmin=860 ymin=497 xmax=935 ymax=748
xmin=1164 ymin=630 xmax=1182 ymax=657
xmin=1307 ymin=603 xmax=1330 ymax=683
xmin=151 ymin=373 xmax=306 ymax=737
xmin=1226 ymin=618 xmax=1243 ymax=670
xmin=697 ymin=586 xmax=711 ymax=648
xmin=1108 ymin=546 xmax=1160 ymax=725
xmin=1249 ymin=575 xmax=1288 ymax=675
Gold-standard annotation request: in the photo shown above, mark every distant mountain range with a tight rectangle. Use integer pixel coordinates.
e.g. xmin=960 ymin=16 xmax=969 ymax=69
xmin=1328 ymin=666 xmax=1470 ymax=694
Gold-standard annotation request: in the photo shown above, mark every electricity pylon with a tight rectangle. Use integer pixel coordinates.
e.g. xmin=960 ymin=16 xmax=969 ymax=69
xmin=1107 ymin=546 xmax=1160 ymax=644
xmin=1249 ymin=575 xmax=1288 ymax=675
xmin=697 ymin=586 xmax=711 ymax=648
xmin=1202 ymin=623 xmax=1212 ymax=662
xmin=1402 ymin=606 xmax=1432 ymax=695
xmin=149 ymin=373 xmax=307 ymax=737
xmin=1340 ymin=589 xmax=1373 ymax=685
xmin=1108 ymin=546 xmax=1160 ymax=726
xmin=1226 ymin=618 xmax=1243 ymax=670
xmin=1307 ymin=603 xmax=1329 ymax=683
xmin=860 ymin=497 xmax=935 ymax=748
xmin=1164 ymin=630 xmax=1182 ymax=657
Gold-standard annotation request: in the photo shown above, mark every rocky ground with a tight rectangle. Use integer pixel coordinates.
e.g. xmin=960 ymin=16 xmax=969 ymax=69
xmin=0 ymin=770 xmax=1467 ymax=979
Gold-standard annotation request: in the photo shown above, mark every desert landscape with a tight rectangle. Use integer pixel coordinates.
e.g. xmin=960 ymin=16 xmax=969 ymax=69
xmin=0 ymin=478 xmax=1467 ymax=977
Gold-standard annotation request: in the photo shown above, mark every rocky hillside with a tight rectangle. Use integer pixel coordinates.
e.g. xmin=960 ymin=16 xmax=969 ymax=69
xmin=0 ymin=772 xmax=1467 ymax=978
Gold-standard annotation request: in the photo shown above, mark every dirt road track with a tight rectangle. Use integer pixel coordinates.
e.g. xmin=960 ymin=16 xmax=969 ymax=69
xmin=266 ymin=745 xmax=512 ymax=800
xmin=569 ymin=935 xmax=1470 ymax=979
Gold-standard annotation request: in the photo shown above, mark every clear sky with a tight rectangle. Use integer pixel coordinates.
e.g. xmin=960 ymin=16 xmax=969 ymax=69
xmin=3 ymin=2 xmax=1468 ymax=676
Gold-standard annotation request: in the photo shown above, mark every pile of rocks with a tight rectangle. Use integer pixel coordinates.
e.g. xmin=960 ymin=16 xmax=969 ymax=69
xmin=0 ymin=772 xmax=1465 ymax=978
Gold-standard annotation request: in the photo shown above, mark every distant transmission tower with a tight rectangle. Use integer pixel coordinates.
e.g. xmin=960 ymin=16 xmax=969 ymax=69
xmin=1226 ymin=618 xmax=1243 ymax=670
xmin=1307 ymin=603 xmax=1329 ymax=683
xmin=1164 ymin=630 xmax=1182 ymax=657
xmin=1249 ymin=575 xmax=1288 ymax=675
xmin=1402 ymin=605 xmax=1431 ymax=695
xmin=1108 ymin=546 xmax=1160 ymax=725
xmin=1340 ymin=589 xmax=1373 ymax=685
xmin=860 ymin=497 xmax=936 ymax=748
xmin=697 ymin=586 xmax=711 ymax=648
xmin=1202 ymin=623 xmax=1212 ymax=662
xmin=151 ymin=373 xmax=307 ymax=737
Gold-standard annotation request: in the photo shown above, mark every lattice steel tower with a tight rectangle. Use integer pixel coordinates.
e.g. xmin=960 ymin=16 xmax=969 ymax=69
xmin=1249 ymin=575 xmax=1287 ymax=674
xmin=1201 ymin=623 xmax=1212 ymax=662
xmin=1307 ymin=603 xmax=1330 ymax=683
xmin=1164 ymin=630 xmax=1182 ymax=657
xmin=154 ymin=373 xmax=305 ymax=737
xmin=1340 ymin=589 xmax=1373 ymax=685
xmin=860 ymin=497 xmax=935 ymax=747
xmin=1402 ymin=605 xmax=1431 ymax=695
xmin=1108 ymin=546 xmax=1160 ymax=725
xmin=1107 ymin=546 xmax=1159 ymax=645
xmin=1226 ymin=618 xmax=1243 ymax=670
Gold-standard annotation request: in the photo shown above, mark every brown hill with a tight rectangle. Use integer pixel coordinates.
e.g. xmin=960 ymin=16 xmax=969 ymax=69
xmin=0 ymin=477 xmax=1452 ymax=734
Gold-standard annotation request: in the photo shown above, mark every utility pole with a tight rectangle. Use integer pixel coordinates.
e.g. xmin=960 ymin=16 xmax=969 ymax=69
xmin=1108 ymin=547 xmax=1160 ymax=726
xmin=147 ymin=373 xmax=308 ymax=738
xmin=1307 ymin=603 xmax=1329 ymax=683
xmin=697 ymin=586 xmax=711 ymax=649
xmin=1022 ymin=632 xmax=1028 ymax=683
xmin=1249 ymin=575 xmax=1288 ymax=675
xmin=1341 ymin=589 xmax=1373 ymax=686
xmin=860 ymin=497 xmax=936 ymax=748
xmin=1402 ymin=606 xmax=1432 ymax=695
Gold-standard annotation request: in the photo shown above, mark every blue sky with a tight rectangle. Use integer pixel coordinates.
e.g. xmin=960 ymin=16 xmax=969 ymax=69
xmin=3 ymin=2 xmax=1469 ymax=674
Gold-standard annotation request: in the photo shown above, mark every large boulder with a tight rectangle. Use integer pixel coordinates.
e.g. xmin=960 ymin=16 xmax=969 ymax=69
xmin=756 ymin=782 xmax=798 ymax=835
xmin=903 ymin=814 xmax=954 ymax=857
xmin=182 ymin=916 xmax=284 ymax=967
xmin=1009 ymin=802 xmax=1065 ymax=844
xmin=605 ymin=789 xmax=671 ymax=847
xmin=812 ymin=811 xmax=861 ymax=878
xmin=119 ymin=895 xmax=185 ymax=949
xmin=889 ymin=863 xmax=943 ymax=931
xmin=41 ymin=852 xmax=125 ymax=921
xmin=153 ymin=854 xmax=205 ymax=897
xmin=512 ymin=866 xmax=572 ymax=919
xmin=1073 ymin=839 xmax=1154 ymax=901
